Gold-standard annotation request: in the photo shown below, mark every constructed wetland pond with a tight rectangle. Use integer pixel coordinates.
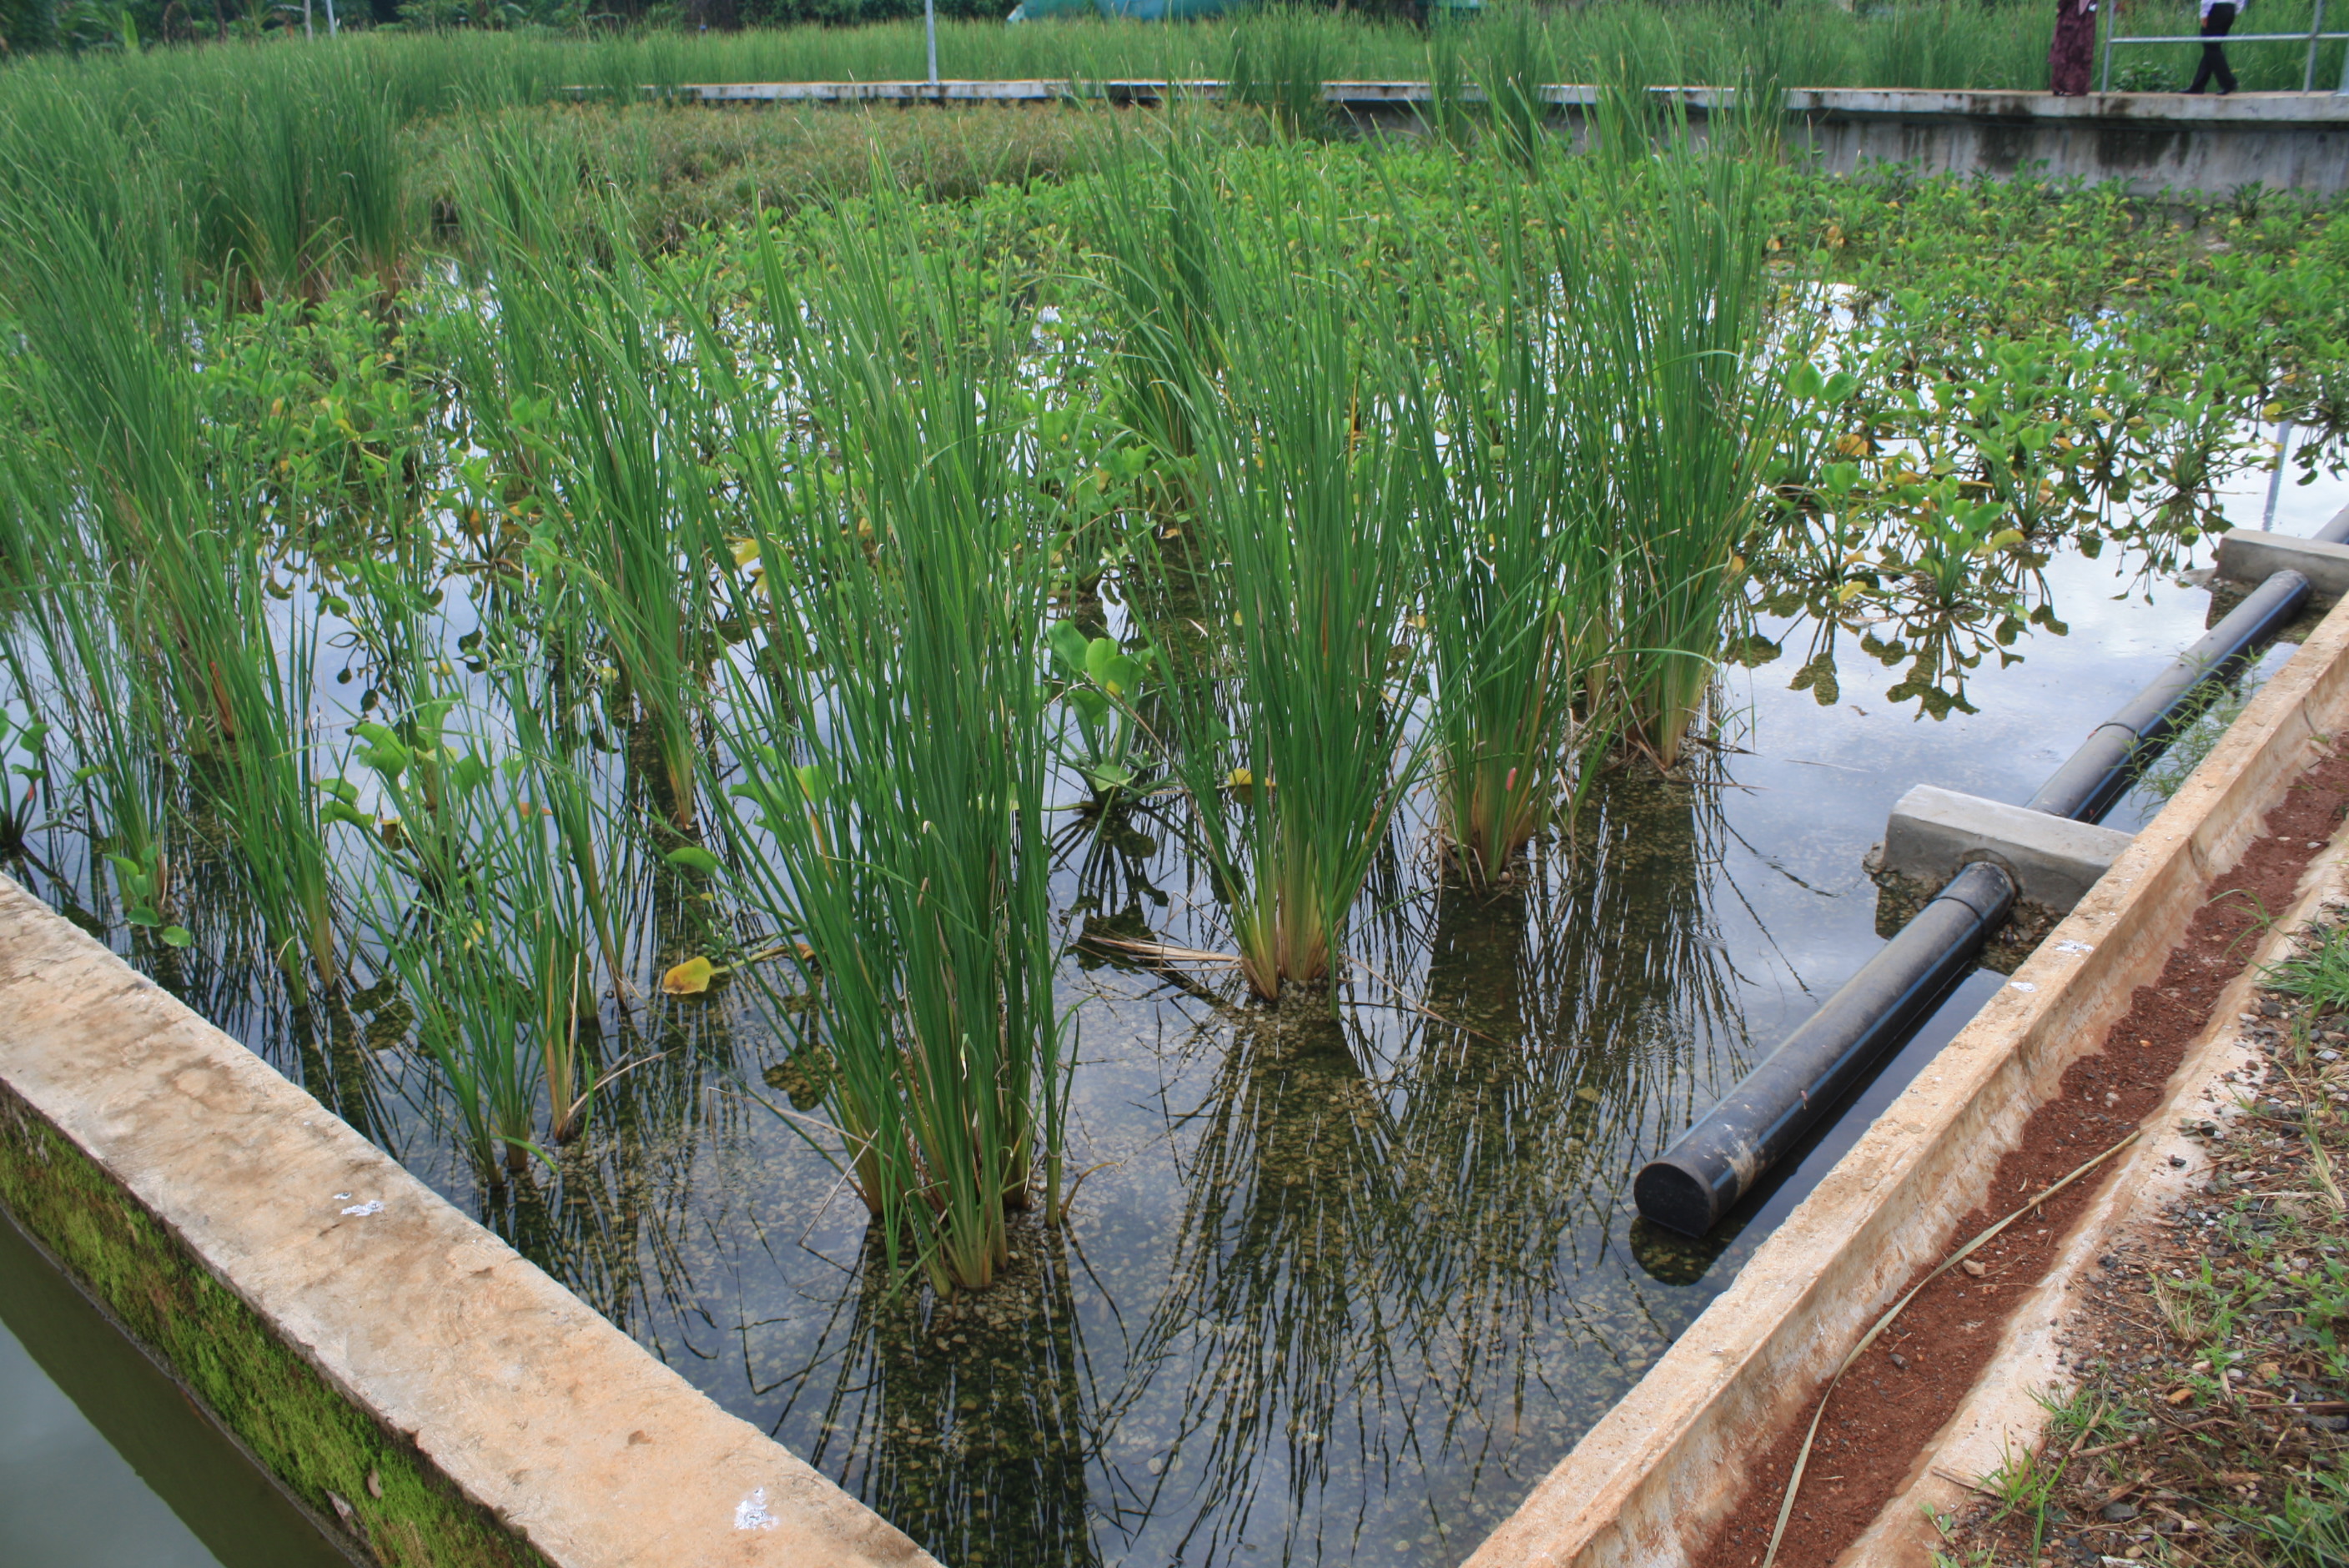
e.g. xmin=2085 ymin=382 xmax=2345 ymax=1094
xmin=1 ymin=114 xmax=2345 ymax=1568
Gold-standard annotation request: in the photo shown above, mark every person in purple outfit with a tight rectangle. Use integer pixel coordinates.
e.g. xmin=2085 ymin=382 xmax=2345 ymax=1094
xmin=2050 ymin=0 xmax=2098 ymax=95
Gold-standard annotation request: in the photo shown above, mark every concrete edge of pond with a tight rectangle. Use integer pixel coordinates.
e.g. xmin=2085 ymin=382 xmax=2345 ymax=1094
xmin=660 ymin=79 xmax=2349 ymax=124
xmin=1461 ymin=593 xmax=2349 ymax=1568
xmin=1835 ymin=789 xmax=2349 ymax=1566
xmin=646 ymin=80 xmax=2348 ymax=194
xmin=0 ymin=877 xmax=940 ymax=1568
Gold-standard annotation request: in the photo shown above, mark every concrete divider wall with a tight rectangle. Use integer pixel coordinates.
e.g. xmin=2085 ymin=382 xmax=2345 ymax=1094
xmin=1464 ymin=595 xmax=2349 ymax=1568
xmin=661 ymin=81 xmax=2349 ymax=196
xmin=0 ymin=879 xmax=937 ymax=1568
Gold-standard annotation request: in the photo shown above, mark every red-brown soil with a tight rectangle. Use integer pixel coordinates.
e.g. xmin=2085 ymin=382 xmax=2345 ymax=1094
xmin=1692 ymin=746 xmax=2349 ymax=1568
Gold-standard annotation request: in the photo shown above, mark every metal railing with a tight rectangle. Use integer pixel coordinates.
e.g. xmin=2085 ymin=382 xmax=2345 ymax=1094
xmin=2100 ymin=0 xmax=2349 ymax=91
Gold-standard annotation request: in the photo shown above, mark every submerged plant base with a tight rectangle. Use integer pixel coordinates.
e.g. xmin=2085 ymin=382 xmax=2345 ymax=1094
xmin=0 ymin=1085 xmax=544 ymax=1568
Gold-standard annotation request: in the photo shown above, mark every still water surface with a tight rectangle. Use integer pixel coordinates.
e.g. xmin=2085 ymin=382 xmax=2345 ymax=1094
xmin=6 ymin=447 xmax=2342 ymax=1568
xmin=0 ymin=1213 xmax=345 ymax=1568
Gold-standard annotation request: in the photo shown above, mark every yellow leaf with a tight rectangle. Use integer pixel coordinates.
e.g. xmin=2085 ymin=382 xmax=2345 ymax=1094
xmin=662 ymin=956 xmax=717 ymax=997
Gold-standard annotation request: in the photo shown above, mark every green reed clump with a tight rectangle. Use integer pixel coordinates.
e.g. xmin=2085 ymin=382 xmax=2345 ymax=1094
xmin=341 ymin=689 xmax=617 ymax=1179
xmin=1475 ymin=1 xmax=1554 ymax=168
xmin=1550 ymin=107 xmax=1785 ymax=769
xmin=1401 ymin=203 xmax=1616 ymax=886
xmin=1088 ymin=128 xmax=1224 ymax=505
xmin=710 ymin=193 xmax=1064 ymax=1295
xmin=3 ymin=193 xmax=340 ymax=992
xmin=1421 ymin=16 xmax=1476 ymax=153
xmin=1140 ymin=181 xmax=1426 ymax=1003
xmin=452 ymin=171 xmax=717 ymax=837
xmin=1228 ymin=5 xmax=1335 ymax=140
xmin=169 ymin=47 xmax=406 ymax=299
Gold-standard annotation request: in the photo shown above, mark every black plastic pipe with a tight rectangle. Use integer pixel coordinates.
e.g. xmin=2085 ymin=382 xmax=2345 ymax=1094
xmin=1633 ymin=862 xmax=2016 ymax=1236
xmin=2024 ymin=568 xmax=2311 ymax=825
xmin=1635 ymin=555 xmax=2323 ymax=1237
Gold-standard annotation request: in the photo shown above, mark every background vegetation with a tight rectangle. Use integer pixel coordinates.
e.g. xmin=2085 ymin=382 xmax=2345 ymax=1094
xmin=1 ymin=0 xmax=2342 ymax=96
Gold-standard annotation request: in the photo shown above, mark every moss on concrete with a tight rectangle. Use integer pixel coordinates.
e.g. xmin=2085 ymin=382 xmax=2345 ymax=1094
xmin=0 ymin=1084 xmax=545 ymax=1568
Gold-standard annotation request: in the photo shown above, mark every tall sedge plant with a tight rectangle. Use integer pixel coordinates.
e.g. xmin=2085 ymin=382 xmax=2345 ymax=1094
xmin=711 ymin=195 xmax=1064 ymax=1296
xmin=1549 ymin=107 xmax=1785 ymax=769
xmin=454 ymin=187 xmax=715 ymax=837
xmin=1401 ymin=205 xmax=1617 ymax=885
xmin=1228 ymin=5 xmax=1335 ymax=141
xmin=4 ymin=193 xmax=340 ymax=993
xmin=1144 ymin=190 xmax=1427 ymax=1002
xmin=1088 ymin=128 xmax=1225 ymax=510
xmin=1476 ymin=1 xmax=1556 ymax=168
xmin=340 ymin=691 xmax=610 ymax=1179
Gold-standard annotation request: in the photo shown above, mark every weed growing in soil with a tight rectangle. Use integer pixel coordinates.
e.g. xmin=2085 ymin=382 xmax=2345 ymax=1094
xmin=1934 ymin=942 xmax=2349 ymax=1568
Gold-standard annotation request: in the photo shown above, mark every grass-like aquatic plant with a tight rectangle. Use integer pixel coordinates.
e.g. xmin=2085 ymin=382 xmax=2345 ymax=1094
xmin=1401 ymin=203 xmax=1617 ymax=885
xmin=711 ymin=193 xmax=1065 ymax=1295
xmin=1475 ymin=1 xmax=1555 ymax=168
xmin=453 ymin=181 xmax=717 ymax=838
xmin=1141 ymin=183 xmax=1427 ymax=1002
xmin=1547 ymin=111 xmax=1785 ymax=769
xmin=1228 ymin=5 xmax=1335 ymax=141
xmin=5 ymin=193 xmax=340 ymax=993
xmin=342 ymin=691 xmax=616 ymax=1179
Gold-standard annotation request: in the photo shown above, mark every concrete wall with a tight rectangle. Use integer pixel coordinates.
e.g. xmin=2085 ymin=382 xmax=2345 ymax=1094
xmin=0 ymin=877 xmax=937 ymax=1568
xmin=1775 ymin=88 xmax=2349 ymax=197
xmin=662 ymin=80 xmax=2349 ymax=196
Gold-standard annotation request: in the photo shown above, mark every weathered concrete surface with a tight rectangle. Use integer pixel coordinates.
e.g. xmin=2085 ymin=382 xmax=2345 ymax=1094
xmin=1461 ymin=592 xmax=2349 ymax=1568
xmin=0 ymin=878 xmax=938 ymax=1568
xmin=2217 ymin=529 xmax=2349 ymax=604
xmin=651 ymin=80 xmax=2349 ymax=194
xmin=1778 ymin=88 xmax=2349 ymax=197
xmin=1879 ymin=784 xmax=2136 ymax=912
xmin=1837 ymin=806 xmax=2349 ymax=1568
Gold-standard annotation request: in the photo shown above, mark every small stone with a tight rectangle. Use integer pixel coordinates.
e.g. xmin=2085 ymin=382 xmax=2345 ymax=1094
xmin=365 ymin=1468 xmax=382 ymax=1500
xmin=2170 ymin=1155 xmax=2188 ymax=1168
xmin=1888 ymin=1351 xmax=1909 ymax=1370
xmin=2102 ymin=1502 xmax=2139 ymax=1523
xmin=2099 ymin=1254 xmax=2120 ymax=1269
xmin=1961 ymin=1259 xmax=1987 ymax=1278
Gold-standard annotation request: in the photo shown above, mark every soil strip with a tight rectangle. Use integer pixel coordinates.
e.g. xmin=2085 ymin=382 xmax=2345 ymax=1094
xmin=1692 ymin=745 xmax=2349 ymax=1568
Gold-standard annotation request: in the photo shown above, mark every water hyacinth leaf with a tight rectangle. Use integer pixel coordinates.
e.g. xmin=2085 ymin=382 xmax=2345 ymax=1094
xmin=351 ymin=723 xmax=410 ymax=781
xmin=666 ymin=845 xmax=722 ymax=877
xmin=1047 ymin=620 xmax=1092 ymax=676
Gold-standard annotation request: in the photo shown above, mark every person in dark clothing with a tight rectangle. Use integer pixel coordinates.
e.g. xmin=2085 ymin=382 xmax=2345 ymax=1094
xmin=2050 ymin=0 xmax=2098 ymax=93
xmin=2189 ymin=0 xmax=2242 ymax=93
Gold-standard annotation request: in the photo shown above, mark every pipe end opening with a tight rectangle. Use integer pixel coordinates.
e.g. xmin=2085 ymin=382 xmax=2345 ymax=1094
xmin=1633 ymin=1158 xmax=1721 ymax=1238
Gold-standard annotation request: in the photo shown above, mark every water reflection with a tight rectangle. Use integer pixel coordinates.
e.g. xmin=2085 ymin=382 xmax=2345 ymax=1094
xmin=789 ymin=1230 xmax=1102 ymax=1568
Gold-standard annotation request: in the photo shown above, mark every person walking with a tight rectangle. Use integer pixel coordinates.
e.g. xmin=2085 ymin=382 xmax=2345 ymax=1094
xmin=2188 ymin=0 xmax=2243 ymax=93
xmin=2050 ymin=0 xmax=2099 ymax=94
